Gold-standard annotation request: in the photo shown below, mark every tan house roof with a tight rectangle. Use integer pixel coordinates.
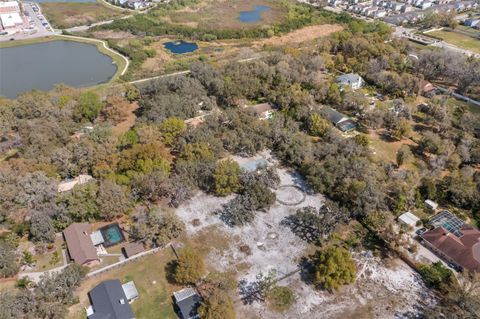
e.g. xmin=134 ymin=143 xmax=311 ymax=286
xmin=422 ymin=226 xmax=480 ymax=272
xmin=63 ymin=223 xmax=98 ymax=265
xmin=122 ymin=242 xmax=145 ymax=258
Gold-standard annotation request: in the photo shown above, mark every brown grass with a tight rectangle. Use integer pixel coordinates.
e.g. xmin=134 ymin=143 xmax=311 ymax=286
xmin=255 ymin=24 xmax=343 ymax=46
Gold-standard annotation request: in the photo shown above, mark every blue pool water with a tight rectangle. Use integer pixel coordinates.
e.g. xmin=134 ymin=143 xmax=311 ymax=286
xmin=100 ymin=223 xmax=125 ymax=247
xmin=163 ymin=40 xmax=198 ymax=54
xmin=238 ymin=5 xmax=271 ymax=23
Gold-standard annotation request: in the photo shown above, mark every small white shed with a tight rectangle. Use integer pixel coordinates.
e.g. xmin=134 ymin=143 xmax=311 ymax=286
xmin=425 ymin=199 xmax=438 ymax=211
xmin=398 ymin=212 xmax=420 ymax=228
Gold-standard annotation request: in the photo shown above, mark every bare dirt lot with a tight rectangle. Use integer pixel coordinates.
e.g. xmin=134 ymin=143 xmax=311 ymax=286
xmin=256 ymin=24 xmax=343 ymax=46
xmin=175 ymin=152 xmax=434 ymax=318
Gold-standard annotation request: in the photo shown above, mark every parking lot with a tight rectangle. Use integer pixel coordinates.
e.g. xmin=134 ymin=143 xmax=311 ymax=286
xmin=0 ymin=2 xmax=57 ymax=42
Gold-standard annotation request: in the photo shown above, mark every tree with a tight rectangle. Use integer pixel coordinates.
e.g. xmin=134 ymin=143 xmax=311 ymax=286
xmin=130 ymin=208 xmax=184 ymax=247
xmin=283 ymin=203 xmax=348 ymax=244
xmin=35 ymin=263 xmax=87 ymax=304
xmin=308 ymin=113 xmax=330 ymax=137
xmin=213 ymin=159 xmax=241 ymax=196
xmin=0 ymin=241 xmax=19 ymax=278
xmin=198 ymin=288 xmax=236 ymax=319
xmin=159 ymin=117 xmax=186 ymax=146
xmin=29 ymin=211 xmax=55 ymax=243
xmin=418 ymin=262 xmax=453 ymax=290
xmin=391 ymin=119 xmax=411 ymax=140
xmin=265 ymin=286 xmax=295 ymax=312
xmin=75 ymin=91 xmax=103 ymax=122
xmin=354 ymin=134 xmax=369 ymax=146
xmin=172 ymin=246 xmax=205 ymax=284
xmin=96 ymin=180 xmax=131 ymax=221
xmin=312 ymin=246 xmax=356 ymax=291
xmin=396 ymin=144 xmax=413 ymax=167
xmin=101 ymin=96 xmax=131 ymax=125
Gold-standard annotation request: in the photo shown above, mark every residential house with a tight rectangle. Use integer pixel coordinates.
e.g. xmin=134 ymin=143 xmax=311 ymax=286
xmin=336 ymin=73 xmax=364 ymax=90
xmin=464 ymin=19 xmax=480 ymax=27
xmin=321 ymin=107 xmax=357 ymax=132
xmin=245 ymin=103 xmax=276 ymax=120
xmin=87 ymin=280 xmax=138 ymax=319
xmin=173 ymin=287 xmax=202 ymax=319
xmin=63 ymin=223 xmax=99 ymax=266
xmin=421 ymin=212 xmax=480 ymax=272
xmin=57 ymin=174 xmax=94 ymax=192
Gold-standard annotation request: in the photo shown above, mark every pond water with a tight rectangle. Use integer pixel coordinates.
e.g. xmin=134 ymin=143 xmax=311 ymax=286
xmin=163 ymin=40 xmax=198 ymax=54
xmin=238 ymin=5 xmax=271 ymax=23
xmin=0 ymin=40 xmax=117 ymax=99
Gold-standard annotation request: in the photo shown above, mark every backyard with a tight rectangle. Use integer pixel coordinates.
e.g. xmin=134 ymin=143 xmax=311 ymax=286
xmin=70 ymin=249 xmax=181 ymax=319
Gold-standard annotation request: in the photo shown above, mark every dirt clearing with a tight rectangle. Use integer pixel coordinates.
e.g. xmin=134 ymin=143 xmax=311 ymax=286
xmin=256 ymin=24 xmax=343 ymax=46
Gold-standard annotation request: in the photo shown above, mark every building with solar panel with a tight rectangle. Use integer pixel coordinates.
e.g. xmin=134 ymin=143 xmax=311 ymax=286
xmin=420 ymin=210 xmax=480 ymax=272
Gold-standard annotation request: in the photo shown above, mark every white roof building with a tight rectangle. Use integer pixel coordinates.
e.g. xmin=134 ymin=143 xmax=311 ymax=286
xmin=398 ymin=212 xmax=420 ymax=228
xmin=0 ymin=1 xmax=20 ymax=14
xmin=425 ymin=199 xmax=438 ymax=211
xmin=0 ymin=12 xmax=22 ymax=29
xmin=122 ymin=281 xmax=139 ymax=302
xmin=58 ymin=174 xmax=94 ymax=192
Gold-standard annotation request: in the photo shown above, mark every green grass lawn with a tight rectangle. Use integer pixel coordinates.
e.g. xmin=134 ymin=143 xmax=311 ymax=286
xmin=428 ymin=29 xmax=480 ymax=54
xmin=70 ymin=249 xmax=181 ymax=319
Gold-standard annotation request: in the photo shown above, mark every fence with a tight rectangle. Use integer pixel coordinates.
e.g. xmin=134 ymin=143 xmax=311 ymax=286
xmin=87 ymin=245 xmax=166 ymax=278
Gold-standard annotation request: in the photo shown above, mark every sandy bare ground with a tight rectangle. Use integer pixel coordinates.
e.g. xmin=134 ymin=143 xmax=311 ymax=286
xmin=175 ymin=151 xmax=434 ymax=318
xmin=256 ymin=24 xmax=343 ymax=46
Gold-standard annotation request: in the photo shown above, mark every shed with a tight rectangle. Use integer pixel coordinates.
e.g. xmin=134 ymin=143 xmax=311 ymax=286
xmin=122 ymin=242 xmax=145 ymax=258
xmin=122 ymin=281 xmax=139 ymax=302
xmin=398 ymin=211 xmax=420 ymax=228
xmin=425 ymin=199 xmax=438 ymax=211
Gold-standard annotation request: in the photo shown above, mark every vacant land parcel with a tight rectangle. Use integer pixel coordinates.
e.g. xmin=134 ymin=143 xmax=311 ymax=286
xmin=166 ymin=0 xmax=288 ymax=30
xmin=41 ymin=1 xmax=128 ymax=29
xmin=429 ymin=28 xmax=480 ymax=54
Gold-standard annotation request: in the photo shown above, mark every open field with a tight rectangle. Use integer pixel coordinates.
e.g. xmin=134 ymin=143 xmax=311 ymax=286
xmin=174 ymin=152 xmax=433 ymax=318
xmin=41 ymin=1 xmax=128 ymax=29
xmin=167 ymin=0 xmax=288 ymax=30
xmin=428 ymin=29 xmax=480 ymax=54
xmin=70 ymin=250 xmax=181 ymax=319
xmin=255 ymin=24 xmax=342 ymax=46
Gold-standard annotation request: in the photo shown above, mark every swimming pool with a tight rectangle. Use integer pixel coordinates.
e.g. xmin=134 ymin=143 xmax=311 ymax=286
xmin=99 ymin=223 xmax=125 ymax=247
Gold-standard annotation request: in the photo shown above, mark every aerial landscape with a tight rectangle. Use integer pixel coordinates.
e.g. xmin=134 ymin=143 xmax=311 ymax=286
xmin=0 ymin=0 xmax=480 ymax=318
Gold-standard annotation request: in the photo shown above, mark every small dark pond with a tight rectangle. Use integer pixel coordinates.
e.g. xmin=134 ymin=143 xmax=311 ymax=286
xmin=238 ymin=5 xmax=271 ymax=23
xmin=163 ymin=40 xmax=198 ymax=54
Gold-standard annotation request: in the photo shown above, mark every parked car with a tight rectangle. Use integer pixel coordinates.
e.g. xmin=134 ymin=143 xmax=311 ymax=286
xmin=416 ymin=228 xmax=427 ymax=236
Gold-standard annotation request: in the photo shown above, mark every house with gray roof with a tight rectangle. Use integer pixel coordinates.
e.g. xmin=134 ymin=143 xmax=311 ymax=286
xmin=87 ymin=280 xmax=138 ymax=319
xmin=320 ymin=107 xmax=357 ymax=132
xmin=173 ymin=287 xmax=201 ymax=319
xmin=336 ymin=73 xmax=364 ymax=90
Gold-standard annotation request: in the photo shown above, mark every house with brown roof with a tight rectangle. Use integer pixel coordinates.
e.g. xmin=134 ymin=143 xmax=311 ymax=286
xmin=63 ymin=223 xmax=100 ymax=267
xmin=421 ymin=225 xmax=480 ymax=272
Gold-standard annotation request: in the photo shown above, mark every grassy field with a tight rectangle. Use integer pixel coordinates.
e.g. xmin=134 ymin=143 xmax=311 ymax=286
xmin=428 ymin=29 xmax=480 ymax=54
xmin=41 ymin=0 xmax=128 ymax=29
xmin=166 ymin=0 xmax=288 ymax=30
xmin=70 ymin=249 xmax=181 ymax=319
